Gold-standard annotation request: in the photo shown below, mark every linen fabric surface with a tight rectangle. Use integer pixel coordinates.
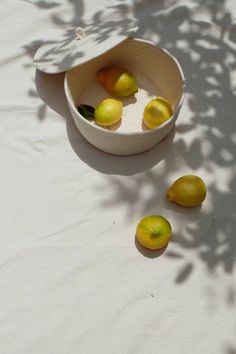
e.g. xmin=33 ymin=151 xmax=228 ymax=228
xmin=0 ymin=0 xmax=236 ymax=353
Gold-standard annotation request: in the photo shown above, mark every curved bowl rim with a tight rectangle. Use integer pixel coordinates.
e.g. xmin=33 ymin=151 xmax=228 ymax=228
xmin=64 ymin=37 xmax=186 ymax=137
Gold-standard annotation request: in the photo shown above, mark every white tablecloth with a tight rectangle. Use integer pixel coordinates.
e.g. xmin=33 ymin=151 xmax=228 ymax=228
xmin=1 ymin=0 xmax=236 ymax=353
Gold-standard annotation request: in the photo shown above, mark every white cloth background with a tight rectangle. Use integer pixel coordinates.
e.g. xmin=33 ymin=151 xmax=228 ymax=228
xmin=1 ymin=0 xmax=236 ymax=353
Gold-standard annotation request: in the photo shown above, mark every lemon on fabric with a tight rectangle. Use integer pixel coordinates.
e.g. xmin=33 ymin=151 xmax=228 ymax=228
xmin=167 ymin=175 xmax=207 ymax=207
xmin=97 ymin=67 xmax=138 ymax=97
xmin=143 ymin=97 xmax=173 ymax=129
xmin=136 ymin=215 xmax=172 ymax=250
xmin=94 ymin=98 xmax=123 ymax=127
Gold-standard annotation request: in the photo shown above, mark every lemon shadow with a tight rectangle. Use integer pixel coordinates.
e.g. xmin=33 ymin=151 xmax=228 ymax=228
xmin=163 ymin=197 xmax=203 ymax=215
xmin=135 ymin=234 xmax=169 ymax=258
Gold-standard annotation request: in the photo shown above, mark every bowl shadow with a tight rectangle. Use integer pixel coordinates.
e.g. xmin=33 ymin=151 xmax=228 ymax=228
xmin=35 ymin=69 xmax=178 ymax=175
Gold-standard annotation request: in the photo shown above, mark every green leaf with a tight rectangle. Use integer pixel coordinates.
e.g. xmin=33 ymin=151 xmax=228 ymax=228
xmin=77 ymin=104 xmax=95 ymax=121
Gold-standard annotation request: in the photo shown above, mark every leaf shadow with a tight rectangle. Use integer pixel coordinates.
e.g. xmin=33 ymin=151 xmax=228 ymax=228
xmin=24 ymin=0 xmax=236 ymax=295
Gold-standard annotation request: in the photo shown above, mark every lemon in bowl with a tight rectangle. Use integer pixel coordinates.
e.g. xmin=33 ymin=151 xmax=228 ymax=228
xmin=95 ymin=98 xmax=123 ymax=127
xmin=97 ymin=67 xmax=138 ymax=97
xmin=65 ymin=38 xmax=185 ymax=155
xmin=143 ymin=97 xmax=173 ymax=129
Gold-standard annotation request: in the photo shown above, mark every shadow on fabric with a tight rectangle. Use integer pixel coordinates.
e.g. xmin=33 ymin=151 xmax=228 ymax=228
xmin=26 ymin=0 xmax=236 ymax=289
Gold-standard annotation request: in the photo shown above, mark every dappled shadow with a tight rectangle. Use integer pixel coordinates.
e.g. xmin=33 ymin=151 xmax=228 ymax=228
xmin=224 ymin=344 xmax=236 ymax=354
xmin=131 ymin=0 xmax=236 ymax=278
xmin=22 ymin=0 xmax=85 ymax=119
xmin=96 ymin=0 xmax=236 ymax=285
xmin=66 ymin=119 xmax=176 ymax=174
xmin=23 ymin=0 xmax=60 ymax=8
xmin=28 ymin=0 xmax=137 ymax=73
xmin=34 ymin=68 xmax=176 ymax=173
xmin=24 ymin=0 xmax=236 ymax=289
xmin=23 ymin=0 xmax=138 ymax=117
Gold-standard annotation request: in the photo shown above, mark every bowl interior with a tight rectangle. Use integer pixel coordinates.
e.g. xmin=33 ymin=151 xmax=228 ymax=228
xmin=66 ymin=38 xmax=185 ymax=133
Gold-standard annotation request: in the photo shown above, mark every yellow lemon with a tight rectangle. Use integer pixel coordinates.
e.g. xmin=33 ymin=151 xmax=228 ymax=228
xmin=95 ymin=98 xmax=122 ymax=127
xmin=143 ymin=97 xmax=173 ymax=129
xmin=167 ymin=175 xmax=207 ymax=207
xmin=136 ymin=215 xmax=172 ymax=250
xmin=97 ymin=67 xmax=138 ymax=97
